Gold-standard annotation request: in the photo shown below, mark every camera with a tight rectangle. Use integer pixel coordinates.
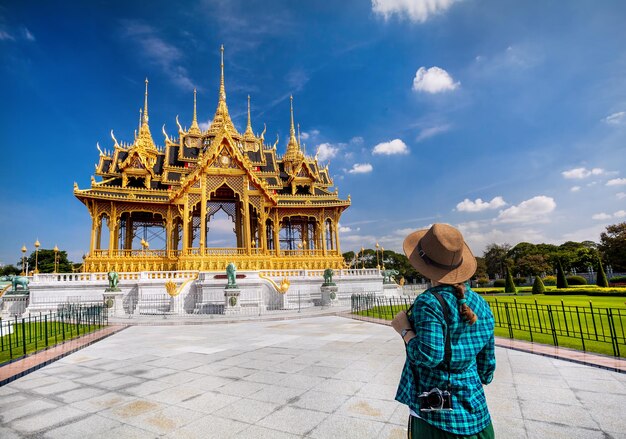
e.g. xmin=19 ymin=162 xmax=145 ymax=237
xmin=418 ymin=388 xmax=453 ymax=412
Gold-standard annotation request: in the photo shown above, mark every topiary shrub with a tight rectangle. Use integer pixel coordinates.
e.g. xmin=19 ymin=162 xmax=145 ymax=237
xmin=505 ymin=268 xmax=517 ymax=294
xmin=532 ymin=276 xmax=546 ymax=294
xmin=542 ymin=275 xmax=556 ymax=286
xmin=596 ymin=257 xmax=609 ymax=288
xmin=566 ymin=275 xmax=587 ymax=285
xmin=493 ymin=279 xmax=506 ymax=288
xmin=609 ymin=275 xmax=626 ymax=286
xmin=556 ymin=260 xmax=569 ymax=289
xmin=513 ymin=277 xmax=527 ymax=286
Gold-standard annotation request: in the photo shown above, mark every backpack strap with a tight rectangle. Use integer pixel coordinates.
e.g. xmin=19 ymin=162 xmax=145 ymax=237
xmin=430 ymin=290 xmax=452 ymax=374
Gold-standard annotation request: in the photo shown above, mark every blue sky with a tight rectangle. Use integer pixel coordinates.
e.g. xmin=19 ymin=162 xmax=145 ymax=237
xmin=1 ymin=0 xmax=625 ymax=264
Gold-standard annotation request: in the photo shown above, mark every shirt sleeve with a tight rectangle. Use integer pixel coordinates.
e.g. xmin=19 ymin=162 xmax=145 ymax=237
xmin=405 ymin=298 xmax=445 ymax=369
xmin=476 ymin=331 xmax=496 ymax=385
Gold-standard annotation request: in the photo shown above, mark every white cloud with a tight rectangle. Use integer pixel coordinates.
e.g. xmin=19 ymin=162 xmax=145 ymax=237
xmin=300 ymin=129 xmax=319 ymax=141
xmin=615 ymin=210 xmax=626 ymax=218
xmin=316 ymin=143 xmax=339 ymax=161
xmin=0 ymin=30 xmax=15 ymax=41
xmin=456 ymin=222 xmax=548 ymax=255
xmin=338 ymin=223 xmax=360 ymax=233
xmin=496 ymin=196 xmax=556 ymax=224
xmin=617 ymin=192 xmax=626 ymax=199
xmin=350 ymin=136 xmax=364 ymax=145
xmin=607 ymin=178 xmax=626 ymax=186
xmin=604 ymin=111 xmax=625 ymax=125
xmin=372 ymin=139 xmax=409 ymax=155
xmin=412 ymin=66 xmax=459 ymax=93
xmin=561 ymin=167 xmax=605 ymax=179
xmin=22 ymin=27 xmax=35 ymax=41
xmin=348 ymin=163 xmax=373 ymax=174
xmin=456 ymin=196 xmax=507 ymax=212
xmin=570 ymin=186 xmax=581 ymax=192
xmin=416 ymin=124 xmax=451 ymax=142
xmin=372 ymin=0 xmax=458 ymax=23
xmin=592 ymin=213 xmax=612 ymax=220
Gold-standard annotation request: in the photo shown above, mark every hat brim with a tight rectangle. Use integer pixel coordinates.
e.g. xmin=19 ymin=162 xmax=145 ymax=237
xmin=403 ymin=228 xmax=477 ymax=284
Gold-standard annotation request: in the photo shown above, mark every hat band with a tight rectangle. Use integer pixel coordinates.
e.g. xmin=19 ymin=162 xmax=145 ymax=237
xmin=417 ymin=241 xmax=463 ymax=270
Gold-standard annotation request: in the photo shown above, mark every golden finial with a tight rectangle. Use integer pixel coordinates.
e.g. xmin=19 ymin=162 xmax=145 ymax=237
xmin=189 ymin=88 xmax=201 ymax=135
xmin=138 ymin=108 xmax=142 ymax=135
xmin=176 ymin=115 xmax=183 ymax=132
xmin=219 ymin=45 xmax=225 ymax=102
xmin=289 ymin=95 xmax=295 ymax=138
xmin=143 ymin=78 xmax=149 ymax=124
xmin=244 ymin=94 xmax=254 ymax=139
xmin=247 ymin=95 xmax=251 ymax=128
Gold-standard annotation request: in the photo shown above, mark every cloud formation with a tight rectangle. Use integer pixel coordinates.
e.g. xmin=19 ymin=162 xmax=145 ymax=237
xmin=456 ymin=196 xmax=506 ymax=212
xmin=604 ymin=111 xmax=625 ymax=125
xmin=561 ymin=167 xmax=605 ymax=179
xmin=372 ymin=139 xmax=409 ymax=155
xmin=617 ymin=192 xmax=626 ymax=200
xmin=348 ymin=163 xmax=373 ymax=174
xmin=570 ymin=186 xmax=581 ymax=192
xmin=416 ymin=124 xmax=451 ymax=142
xmin=316 ymin=143 xmax=339 ymax=161
xmin=607 ymin=178 xmax=626 ymax=186
xmin=496 ymin=196 xmax=556 ymax=223
xmin=592 ymin=210 xmax=626 ymax=220
xmin=413 ymin=66 xmax=459 ymax=93
xmin=372 ymin=0 xmax=458 ymax=23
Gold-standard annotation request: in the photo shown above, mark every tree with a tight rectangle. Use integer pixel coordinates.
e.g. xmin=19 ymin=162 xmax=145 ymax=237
xmin=596 ymin=257 xmax=609 ymax=288
xmin=23 ymin=249 xmax=74 ymax=274
xmin=556 ymin=259 xmax=568 ymax=289
xmin=505 ymin=268 xmax=517 ymax=294
xmin=342 ymin=248 xmax=422 ymax=283
xmin=483 ymin=243 xmax=511 ymax=279
xmin=516 ymin=254 xmax=551 ymax=277
xmin=0 ymin=265 xmax=21 ymax=276
xmin=599 ymin=222 xmax=626 ymax=271
xmin=474 ymin=257 xmax=488 ymax=279
xmin=532 ymin=276 xmax=545 ymax=295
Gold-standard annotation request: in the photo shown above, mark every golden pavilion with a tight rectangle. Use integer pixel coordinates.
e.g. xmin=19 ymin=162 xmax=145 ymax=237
xmin=74 ymin=47 xmax=350 ymax=272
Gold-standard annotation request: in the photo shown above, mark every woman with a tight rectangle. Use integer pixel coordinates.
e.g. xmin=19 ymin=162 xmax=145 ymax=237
xmin=392 ymin=223 xmax=496 ymax=439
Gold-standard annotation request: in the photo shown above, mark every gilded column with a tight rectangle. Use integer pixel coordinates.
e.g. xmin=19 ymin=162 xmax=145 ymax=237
xmin=95 ymin=216 xmax=102 ymax=250
xmin=124 ymin=215 xmax=133 ymax=249
xmin=273 ymin=209 xmax=280 ymax=256
xmin=321 ymin=211 xmax=327 ymax=256
xmin=259 ymin=208 xmax=267 ymax=253
xmin=333 ymin=214 xmax=341 ymax=254
xmin=90 ymin=213 xmax=97 ymax=254
xmin=165 ymin=207 xmax=173 ymax=253
xmin=200 ymin=178 xmax=207 ymax=252
xmin=182 ymin=195 xmax=189 ymax=252
xmin=243 ymin=176 xmax=251 ymax=255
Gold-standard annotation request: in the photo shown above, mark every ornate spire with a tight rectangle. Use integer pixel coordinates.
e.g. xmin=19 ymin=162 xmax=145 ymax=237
xmin=208 ymin=45 xmax=238 ymax=136
xmin=284 ymin=95 xmax=302 ymax=162
xmin=134 ymin=78 xmax=156 ymax=152
xmin=143 ymin=78 xmax=149 ymax=125
xmin=243 ymin=94 xmax=255 ymax=140
xmin=188 ymin=88 xmax=201 ymax=135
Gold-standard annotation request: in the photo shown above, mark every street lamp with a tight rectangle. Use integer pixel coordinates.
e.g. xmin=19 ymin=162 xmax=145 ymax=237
xmin=381 ymin=247 xmax=385 ymax=270
xmin=21 ymin=245 xmax=27 ymax=275
xmin=375 ymin=242 xmax=380 ymax=270
xmin=34 ymin=239 xmax=40 ymax=274
xmin=53 ymin=245 xmax=59 ymax=273
xmin=360 ymin=247 xmax=365 ymax=269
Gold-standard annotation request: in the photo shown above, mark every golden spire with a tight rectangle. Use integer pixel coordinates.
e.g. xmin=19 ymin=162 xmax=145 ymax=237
xmin=143 ymin=78 xmax=149 ymax=125
xmin=243 ymin=94 xmax=255 ymax=140
xmin=208 ymin=44 xmax=238 ymax=136
xmin=284 ymin=95 xmax=302 ymax=162
xmin=188 ymin=88 xmax=201 ymax=135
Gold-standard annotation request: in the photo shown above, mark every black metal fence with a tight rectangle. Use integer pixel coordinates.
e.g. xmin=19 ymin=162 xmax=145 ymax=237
xmin=0 ymin=304 xmax=108 ymax=363
xmin=350 ymin=295 xmax=626 ymax=357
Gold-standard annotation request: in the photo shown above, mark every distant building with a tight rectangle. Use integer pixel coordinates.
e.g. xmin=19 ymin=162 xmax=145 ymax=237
xmin=74 ymin=47 xmax=350 ymax=272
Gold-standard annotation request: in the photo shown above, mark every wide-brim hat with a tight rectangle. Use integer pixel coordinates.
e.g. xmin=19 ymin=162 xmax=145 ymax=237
xmin=403 ymin=223 xmax=477 ymax=284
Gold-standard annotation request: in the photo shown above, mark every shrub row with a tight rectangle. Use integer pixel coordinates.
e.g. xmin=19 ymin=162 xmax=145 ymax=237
xmin=543 ymin=288 xmax=626 ymax=297
xmin=566 ymin=275 xmax=587 ymax=285
xmin=609 ymin=275 xmax=626 ymax=283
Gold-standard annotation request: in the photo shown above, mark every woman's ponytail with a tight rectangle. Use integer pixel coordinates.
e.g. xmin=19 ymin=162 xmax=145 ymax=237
xmin=453 ymin=283 xmax=477 ymax=325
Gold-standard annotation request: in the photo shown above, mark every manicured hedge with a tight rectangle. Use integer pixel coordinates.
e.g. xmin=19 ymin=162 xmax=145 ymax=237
xmin=493 ymin=279 xmax=506 ymax=287
xmin=609 ymin=275 xmax=626 ymax=283
xmin=566 ymin=275 xmax=587 ymax=285
xmin=542 ymin=275 xmax=556 ymax=286
xmin=544 ymin=287 xmax=626 ymax=297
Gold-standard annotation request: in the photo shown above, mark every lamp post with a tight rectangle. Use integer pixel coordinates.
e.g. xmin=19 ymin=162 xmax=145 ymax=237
xmin=21 ymin=245 xmax=27 ymax=275
xmin=381 ymin=247 xmax=385 ymax=270
xmin=34 ymin=239 xmax=40 ymax=274
xmin=53 ymin=245 xmax=59 ymax=273
xmin=360 ymin=247 xmax=365 ymax=269
xmin=375 ymin=242 xmax=380 ymax=270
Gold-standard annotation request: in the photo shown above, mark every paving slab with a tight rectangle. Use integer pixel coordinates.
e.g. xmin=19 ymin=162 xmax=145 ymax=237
xmin=1 ymin=315 xmax=625 ymax=438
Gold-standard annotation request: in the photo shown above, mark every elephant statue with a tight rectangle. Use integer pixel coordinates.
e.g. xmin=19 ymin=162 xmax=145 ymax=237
xmin=106 ymin=271 xmax=120 ymax=291
xmin=9 ymin=275 xmax=29 ymax=292
xmin=382 ymin=269 xmax=400 ymax=285
xmin=226 ymin=262 xmax=238 ymax=289
xmin=323 ymin=268 xmax=336 ymax=286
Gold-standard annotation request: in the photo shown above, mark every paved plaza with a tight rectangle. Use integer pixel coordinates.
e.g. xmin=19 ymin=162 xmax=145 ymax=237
xmin=1 ymin=316 xmax=625 ymax=438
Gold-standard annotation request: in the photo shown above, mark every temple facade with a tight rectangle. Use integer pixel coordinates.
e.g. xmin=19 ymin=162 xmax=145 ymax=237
xmin=74 ymin=48 xmax=350 ymax=272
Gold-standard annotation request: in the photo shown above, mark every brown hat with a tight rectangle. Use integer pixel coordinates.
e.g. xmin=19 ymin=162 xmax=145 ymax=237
xmin=403 ymin=223 xmax=477 ymax=284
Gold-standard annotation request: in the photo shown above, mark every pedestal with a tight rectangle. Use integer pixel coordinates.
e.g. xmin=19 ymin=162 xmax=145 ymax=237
xmin=103 ymin=290 xmax=124 ymax=317
xmin=382 ymin=283 xmax=400 ymax=297
xmin=320 ymin=285 xmax=339 ymax=306
xmin=224 ymin=288 xmax=241 ymax=315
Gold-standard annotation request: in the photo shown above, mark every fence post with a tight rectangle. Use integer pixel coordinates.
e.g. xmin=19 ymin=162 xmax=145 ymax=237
xmin=575 ymin=306 xmax=585 ymax=352
xmin=44 ymin=315 xmax=49 ymax=347
xmin=504 ymin=303 xmax=514 ymax=339
xmin=21 ymin=318 xmax=27 ymax=357
xmin=561 ymin=300 xmax=569 ymax=337
xmin=8 ymin=325 xmax=12 ymax=359
xmin=606 ymin=309 xmax=620 ymax=357
xmin=547 ymin=305 xmax=559 ymax=347
xmin=589 ymin=301 xmax=598 ymax=340
xmin=535 ymin=300 xmax=543 ymax=333
xmin=513 ymin=299 xmax=521 ymax=330
xmin=389 ymin=298 xmax=394 ymax=319
xmin=0 ymin=317 xmax=3 ymax=351
xmin=524 ymin=304 xmax=533 ymax=343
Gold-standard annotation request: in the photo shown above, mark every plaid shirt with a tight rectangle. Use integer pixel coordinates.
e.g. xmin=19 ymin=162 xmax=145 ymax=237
xmin=395 ymin=285 xmax=496 ymax=436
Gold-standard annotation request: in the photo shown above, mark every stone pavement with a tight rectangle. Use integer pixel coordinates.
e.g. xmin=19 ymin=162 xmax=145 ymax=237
xmin=0 ymin=316 xmax=625 ymax=438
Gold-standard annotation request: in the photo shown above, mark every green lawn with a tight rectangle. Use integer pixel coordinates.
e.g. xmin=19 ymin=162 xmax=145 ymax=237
xmin=353 ymin=293 xmax=625 ymax=358
xmin=0 ymin=319 xmax=106 ymax=363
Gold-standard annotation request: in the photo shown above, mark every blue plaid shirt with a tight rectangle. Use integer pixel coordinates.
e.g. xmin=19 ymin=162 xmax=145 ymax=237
xmin=395 ymin=285 xmax=496 ymax=436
